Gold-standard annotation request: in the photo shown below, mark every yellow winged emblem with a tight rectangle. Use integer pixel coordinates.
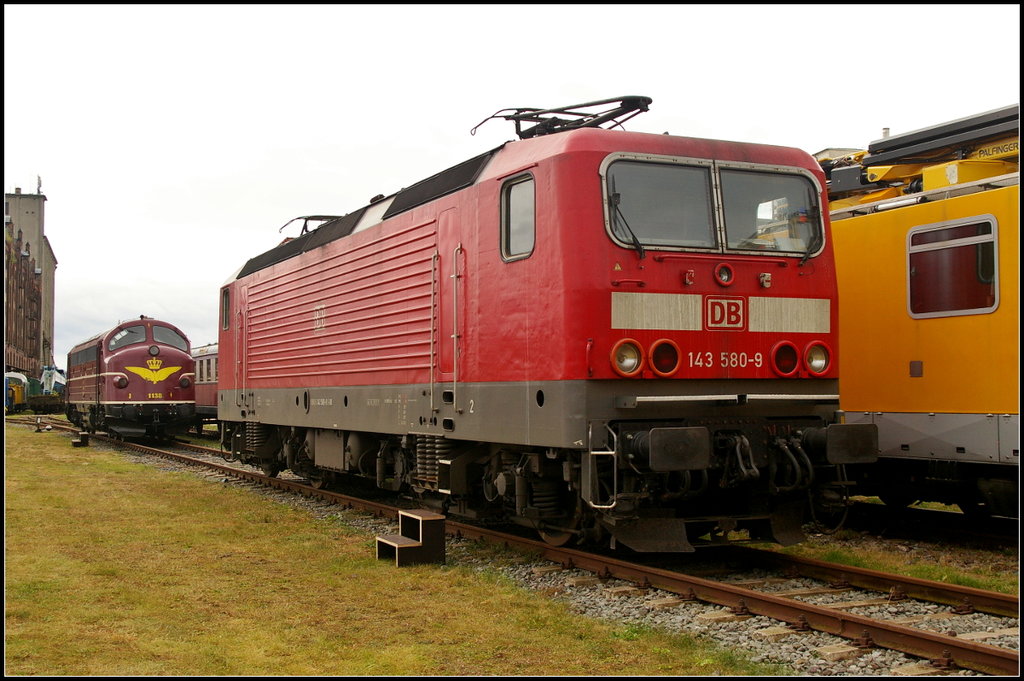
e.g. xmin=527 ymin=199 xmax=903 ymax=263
xmin=125 ymin=365 xmax=182 ymax=384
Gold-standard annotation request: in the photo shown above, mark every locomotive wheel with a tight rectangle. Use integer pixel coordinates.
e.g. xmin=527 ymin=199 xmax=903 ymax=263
xmin=539 ymin=527 xmax=576 ymax=547
xmin=309 ymin=472 xmax=335 ymax=490
xmin=808 ymin=498 xmax=849 ymax=534
xmin=260 ymin=463 xmax=282 ymax=478
xmin=537 ymin=503 xmax=584 ymax=547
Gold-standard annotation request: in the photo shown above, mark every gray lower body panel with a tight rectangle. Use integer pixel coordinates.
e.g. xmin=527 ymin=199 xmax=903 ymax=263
xmin=220 ymin=378 xmax=841 ymax=448
xmin=845 ymin=411 xmax=1019 ymax=465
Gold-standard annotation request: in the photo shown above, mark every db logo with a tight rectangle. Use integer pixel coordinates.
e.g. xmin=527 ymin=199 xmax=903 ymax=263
xmin=705 ymin=296 xmax=745 ymax=330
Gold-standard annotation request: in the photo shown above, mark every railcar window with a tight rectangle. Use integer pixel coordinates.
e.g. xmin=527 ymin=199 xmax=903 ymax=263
xmin=606 ymin=161 xmax=716 ymax=249
xmin=720 ymin=170 xmax=819 ymax=253
xmin=153 ymin=325 xmax=188 ymax=351
xmin=108 ymin=325 xmax=146 ymax=351
xmin=501 ymin=175 xmax=535 ymax=260
xmin=908 ymin=218 xmax=997 ymax=318
xmin=70 ymin=346 xmax=99 ymax=367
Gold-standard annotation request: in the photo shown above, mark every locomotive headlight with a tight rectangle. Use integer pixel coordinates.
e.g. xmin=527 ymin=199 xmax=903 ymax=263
xmin=114 ymin=375 xmax=128 ymax=389
xmin=804 ymin=342 xmax=831 ymax=376
xmin=649 ymin=339 xmax=681 ymax=377
xmin=770 ymin=341 xmax=800 ymax=377
xmin=714 ymin=263 xmax=735 ymax=287
xmin=179 ymin=377 xmax=192 ymax=388
xmin=611 ymin=339 xmax=644 ymax=377
xmin=148 ymin=345 xmax=160 ymax=356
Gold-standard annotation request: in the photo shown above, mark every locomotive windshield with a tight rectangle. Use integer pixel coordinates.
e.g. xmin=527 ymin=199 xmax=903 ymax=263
xmin=107 ymin=324 xmax=188 ymax=351
xmin=608 ymin=161 xmax=717 ymax=249
xmin=153 ymin=325 xmax=189 ymax=351
xmin=604 ymin=159 xmax=822 ymax=255
xmin=108 ymin=325 xmax=146 ymax=351
xmin=720 ymin=169 xmax=820 ymax=253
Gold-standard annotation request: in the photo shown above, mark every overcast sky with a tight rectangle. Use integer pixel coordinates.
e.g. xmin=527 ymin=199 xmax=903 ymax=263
xmin=5 ymin=4 xmax=1020 ymax=369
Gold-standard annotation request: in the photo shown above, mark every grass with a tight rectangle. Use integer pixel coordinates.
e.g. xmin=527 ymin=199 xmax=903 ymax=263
xmin=4 ymin=422 xmax=785 ymax=677
xmin=782 ymin=540 xmax=1019 ymax=594
xmin=767 ymin=527 xmax=1019 ymax=595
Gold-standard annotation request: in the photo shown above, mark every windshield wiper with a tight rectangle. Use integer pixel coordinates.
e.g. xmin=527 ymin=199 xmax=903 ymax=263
xmin=609 ymin=191 xmax=645 ymax=260
xmin=799 ymin=207 xmax=822 ymax=266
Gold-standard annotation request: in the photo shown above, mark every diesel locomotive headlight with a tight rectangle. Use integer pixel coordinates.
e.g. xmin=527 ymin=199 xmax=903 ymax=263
xmin=771 ymin=341 xmax=799 ymax=377
xmin=804 ymin=342 xmax=831 ymax=376
xmin=179 ymin=377 xmax=192 ymax=388
xmin=114 ymin=376 xmax=128 ymax=389
xmin=149 ymin=345 xmax=160 ymax=356
xmin=611 ymin=339 xmax=644 ymax=377
xmin=649 ymin=339 xmax=681 ymax=377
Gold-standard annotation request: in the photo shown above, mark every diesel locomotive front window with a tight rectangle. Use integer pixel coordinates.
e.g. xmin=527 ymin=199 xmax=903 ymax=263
xmin=908 ymin=218 xmax=998 ymax=318
xmin=720 ymin=169 xmax=820 ymax=253
xmin=606 ymin=161 xmax=716 ymax=249
xmin=153 ymin=325 xmax=188 ymax=351
xmin=108 ymin=325 xmax=146 ymax=351
xmin=501 ymin=175 xmax=535 ymax=260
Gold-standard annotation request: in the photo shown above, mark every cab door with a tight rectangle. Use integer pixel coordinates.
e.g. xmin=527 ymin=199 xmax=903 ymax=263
xmin=233 ymin=284 xmax=249 ymax=409
xmin=437 ymin=208 xmax=464 ymax=378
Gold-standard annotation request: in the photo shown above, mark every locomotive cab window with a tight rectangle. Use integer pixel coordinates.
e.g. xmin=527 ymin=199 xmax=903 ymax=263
xmin=501 ymin=175 xmax=535 ymax=260
xmin=153 ymin=325 xmax=188 ymax=351
xmin=907 ymin=216 xmax=998 ymax=318
xmin=602 ymin=156 xmax=823 ymax=256
xmin=720 ymin=169 xmax=821 ymax=253
xmin=605 ymin=160 xmax=716 ymax=249
xmin=108 ymin=325 xmax=146 ymax=351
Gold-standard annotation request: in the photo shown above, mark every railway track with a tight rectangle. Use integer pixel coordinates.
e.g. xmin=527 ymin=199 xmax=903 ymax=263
xmin=10 ymin=416 xmax=1020 ymax=676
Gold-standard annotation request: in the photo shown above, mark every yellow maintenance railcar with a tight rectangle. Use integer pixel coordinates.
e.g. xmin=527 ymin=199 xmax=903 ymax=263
xmin=818 ymin=104 xmax=1019 ymax=518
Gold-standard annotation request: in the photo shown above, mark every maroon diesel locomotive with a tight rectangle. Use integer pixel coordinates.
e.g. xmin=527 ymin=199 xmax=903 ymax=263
xmin=66 ymin=316 xmax=196 ymax=439
xmin=217 ymin=98 xmax=877 ymax=552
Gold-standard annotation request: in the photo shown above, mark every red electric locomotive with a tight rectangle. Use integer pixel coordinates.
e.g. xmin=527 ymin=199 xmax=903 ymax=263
xmin=217 ymin=97 xmax=877 ymax=551
xmin=65 ymin=316 xmax=197 ymax=439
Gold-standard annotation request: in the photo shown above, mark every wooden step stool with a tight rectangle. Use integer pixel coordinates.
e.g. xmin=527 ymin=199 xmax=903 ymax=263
xmin=376 ymin=509 xmax=446 ymax=567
